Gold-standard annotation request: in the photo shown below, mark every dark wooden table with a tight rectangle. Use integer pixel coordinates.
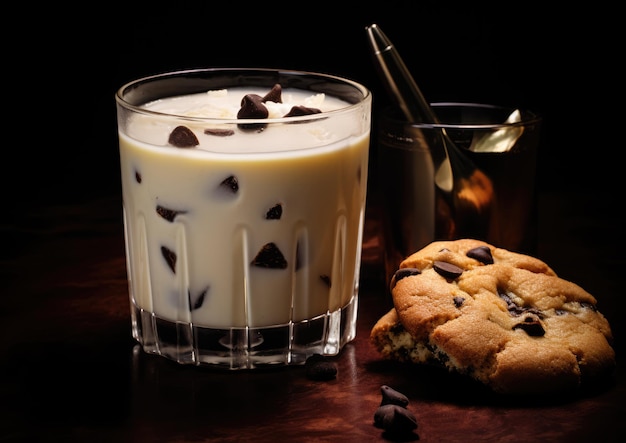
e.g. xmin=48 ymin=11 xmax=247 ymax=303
xmin=1 ymin=190 xmax=624 ymax=442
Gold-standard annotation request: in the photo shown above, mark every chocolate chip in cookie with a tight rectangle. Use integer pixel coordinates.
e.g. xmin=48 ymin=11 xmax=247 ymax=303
xmin=433 ymin=261 xmax=463 ymax=280
xmin=466 ymin=245 xmax=494 ymax=264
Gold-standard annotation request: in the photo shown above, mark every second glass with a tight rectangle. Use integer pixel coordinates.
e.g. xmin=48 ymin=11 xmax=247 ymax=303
xmin=378 ymin=103 xmax=542 ymax=286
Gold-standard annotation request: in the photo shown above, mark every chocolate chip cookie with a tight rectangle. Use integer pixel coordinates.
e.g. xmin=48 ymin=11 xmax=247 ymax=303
xmin=371 ymin=239 xmax=616 ymax=395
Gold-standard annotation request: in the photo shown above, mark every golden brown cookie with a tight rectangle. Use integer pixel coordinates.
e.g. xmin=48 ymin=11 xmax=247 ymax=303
xmin=371 ymin=239 xmax=616 ymax=395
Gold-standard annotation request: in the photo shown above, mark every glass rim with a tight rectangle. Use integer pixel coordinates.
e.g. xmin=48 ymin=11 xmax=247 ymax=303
xmin=115 ymin=67 xmax=372 ymax=124
xmin=382 ymin=102 xmax=542 ymax=130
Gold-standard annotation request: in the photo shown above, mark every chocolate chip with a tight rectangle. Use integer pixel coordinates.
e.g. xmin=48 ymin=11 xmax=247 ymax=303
xmin=320 ymin=275 xmax=331 ymax=288
xmin=237 ymin=94 xmax=268 ymax=130
xmin=375 ymin=386 xmax=417 ymax=436
xmin=262 ymin=84 xmax=282 ymax=103
xmin=161 ymin=246 xmax=176 ymax=273
xmin=219 ymin=175 xmax=239 ymax=194
xmin=189 ymin=287 xmax=208 ymax=311
xmin=283 ymin=105 xmax=322 ymax=118
xmin=498 ymin=291 xmax=513 ymax=304
xmin=373 ymin=404 xmax=418 ymax=435
xmin=305 ymin=353 xmax=324 ymax=364
xmin=251 ymin=242 xmax=288 ymax=269
xmin=390 ymin=268 xmax=421 ymax=290
xmin=390 ymin=323 xmax=405 ymax=335
xmin=168 ymin=125 xmax=199 ymax=148
xmin=433 ymin=261 xmax=463 ymax=280
xmin=499 ymin=291 xmax=524 ymax=315
xmin=305 ymin=354 xmax=337 ymax=380
xmin=156 ymin=205 xmax=186 ymax=222
xmin=525 ymin=307 xmax=544 ymax=319
xmin=509 ymin=305 xmax=526 ymax=316
xmin=393 ymin=268 xmax=421 ymax=282
xmin=265 ymin=203 xmax=282 ymax=220
xmin=513 ymin=317 xmax=545 ymax=336
xmin=240 ymin=124 xmax=266 ymax=133
xmin=238 ymin=94 xmax=268 ymax=118
xmin=380 ymin=385 xmax=409 ymax=407
xmin=580 ymin=302 xmax=597 ymax=312
xmin=466 ymin=246 xmax=494 ymax=264
xmin=499 ymin=290 xmax=544 ymax=318
xmin=204 ymin=128 xmax=235 ymax=137
xmin=453 ymin=296 xmax=465 ymax=308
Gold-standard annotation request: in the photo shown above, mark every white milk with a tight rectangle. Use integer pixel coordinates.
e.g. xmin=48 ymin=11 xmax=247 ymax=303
xmin=119 ymin=87 xmax=370 ymax=329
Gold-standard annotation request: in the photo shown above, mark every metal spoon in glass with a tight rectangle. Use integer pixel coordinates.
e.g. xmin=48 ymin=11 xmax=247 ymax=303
xmin=365 ymin=23 xmax=494 ymax=238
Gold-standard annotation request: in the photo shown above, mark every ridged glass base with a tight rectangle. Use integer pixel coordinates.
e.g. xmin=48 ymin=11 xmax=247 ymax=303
xmin=130 ymin=295 xmax=358 ymax=369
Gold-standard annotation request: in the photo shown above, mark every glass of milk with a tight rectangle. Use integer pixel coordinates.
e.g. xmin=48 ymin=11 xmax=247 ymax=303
xmin=115 ymin=68 xmax=371 ymax=369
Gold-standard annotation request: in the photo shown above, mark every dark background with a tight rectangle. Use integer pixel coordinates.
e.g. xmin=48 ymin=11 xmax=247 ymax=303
xmin=2 ymin=6 xmax=625 ymax=440
xmin=9 ymin=2 xmax=622 ymax=208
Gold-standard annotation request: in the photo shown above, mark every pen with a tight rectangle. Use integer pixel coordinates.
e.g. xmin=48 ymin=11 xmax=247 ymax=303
xmin=366 ymin=23 xmax=494 ymax=225
xmin=365 ymin=23 xmax=437 ymax=124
